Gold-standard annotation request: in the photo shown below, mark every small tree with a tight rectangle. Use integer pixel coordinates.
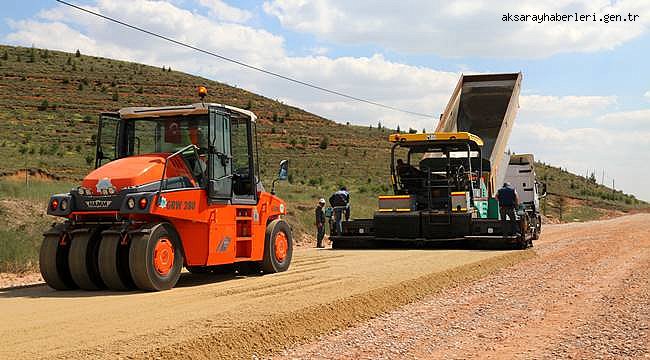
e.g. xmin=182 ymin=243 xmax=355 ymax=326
xmin=66 ymin=56 xmax=72 ymax=65
xmin=135 ymin=86 xmax=144 ymax=94
xmin=28 ymin=47 xmax=36 ymax=63
xmin=588 ymin=172 xmax=597 ymax=184
xmin=408 ymin=128 xmax=417 ymax=134
xmin=377 ymin=121 xmax=382 ymax=131
xmin=396 ymin=125 xmax=401 ymax=133
xmin=289 ymin=138 xmax=297 ymax=148
xmin=85 ymin=154 xmax=94 ymax=166
xmin=112 ymin=90 xmax=119 ymax=102
xmin=319 ymin=136 xmax=329 ymax=150
xmin=245 ymin=99 xmax=252 ymax=109
xmin=272 ymin=112 xmax=278 ymax=122
xmin=75 ymin=49 xmax=81 ymax=57
xmin=78 ymin=82 xmax=84 ymax=91
xmin=37 ymin=100 xmax=49 ymax=111
xmin=1 ymin=50 xmax=8 ymax=61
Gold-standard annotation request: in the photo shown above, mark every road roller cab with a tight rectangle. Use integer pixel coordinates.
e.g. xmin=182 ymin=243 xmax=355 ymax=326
xmin=41 ymin=94 xmax=292 ymax=291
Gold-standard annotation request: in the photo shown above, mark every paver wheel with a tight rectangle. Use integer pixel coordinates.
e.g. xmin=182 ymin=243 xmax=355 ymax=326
xmin=40 ymin=228 xmax=77 ymax=290
xmin=129 ymin=224 xmax=184 ymax=291
xmin=98 ymin=232 xmax=135 ymax=291
xmin=262 ymin=219 xmax=292 ymax=273
xmin=69 ymin=228 xmax=105 ymax=290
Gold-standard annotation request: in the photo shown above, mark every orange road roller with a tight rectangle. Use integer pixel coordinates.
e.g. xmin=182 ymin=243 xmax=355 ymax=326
xmin=41 ymin=92 xmax=292 ymax=291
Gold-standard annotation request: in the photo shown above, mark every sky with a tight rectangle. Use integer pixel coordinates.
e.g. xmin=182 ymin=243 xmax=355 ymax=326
xmin=2 ymin=0 xmax=650 ymax=201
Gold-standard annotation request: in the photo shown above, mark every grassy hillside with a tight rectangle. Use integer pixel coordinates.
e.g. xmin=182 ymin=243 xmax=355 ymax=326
xmin=0 ymin=44 xmax=647 ymax=271
xmin=536 ymin=163 xmax=646 ymax=222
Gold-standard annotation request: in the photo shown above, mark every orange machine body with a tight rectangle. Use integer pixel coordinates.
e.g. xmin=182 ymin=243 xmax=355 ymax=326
xmin=53 ymin=102 xmax=286 ymax=268
xmin=67 ymin=167 xmax=285 ymax=267
xmin=41 ymin=101 xmax=292 ymax=292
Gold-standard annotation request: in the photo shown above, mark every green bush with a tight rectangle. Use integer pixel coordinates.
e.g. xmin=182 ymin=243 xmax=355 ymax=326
xmin=37 ymin=100 xmax=48 ymax=111
xmin=319 ymin=136 xmax=329 ymax=149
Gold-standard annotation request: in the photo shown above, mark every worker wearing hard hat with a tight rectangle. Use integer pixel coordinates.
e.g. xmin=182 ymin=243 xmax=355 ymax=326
xmin=315 ymin=198 xmax=327 ymax=248
xmin=495 ymin=182 xmax=520 ymax=236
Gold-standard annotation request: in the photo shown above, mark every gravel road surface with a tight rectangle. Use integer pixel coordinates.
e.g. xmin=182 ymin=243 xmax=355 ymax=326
xmin=0 ymin=237 xmax=527 ymax=359
xmin=277 ymin=214 xmax=650 ymax=359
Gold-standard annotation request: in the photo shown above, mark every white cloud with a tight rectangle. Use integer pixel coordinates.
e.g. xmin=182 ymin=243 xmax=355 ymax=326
xmin=596 ymin=109 xmax=650 ymax=129
xmin=8 ymin=0 xmax=285 ymax=66
xmin=309 ymin=46 xmax=329 ymax=56
xmin=263 ymin=0 xmax=650 ymax=58
xmin=520 ymin=95 xmax=617 ymax=120
xmin=644 ymin=91 xmax=650 ymax=100
xmin=197 ymin=0 xmax=252 ymax=23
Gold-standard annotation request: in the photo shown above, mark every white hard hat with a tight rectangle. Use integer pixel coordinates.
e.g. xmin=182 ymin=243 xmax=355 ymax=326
xmin=318 ymin=198 xmax=326 ymax=204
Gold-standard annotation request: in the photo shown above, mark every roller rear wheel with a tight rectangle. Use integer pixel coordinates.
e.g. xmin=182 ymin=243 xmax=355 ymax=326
xmin=40 ymin=229 xmax=77 ymax=290
xmin=129 ymin=224 xmax=184 ymax=291
xmin=262 ymin=219 xmax=293 ymax=273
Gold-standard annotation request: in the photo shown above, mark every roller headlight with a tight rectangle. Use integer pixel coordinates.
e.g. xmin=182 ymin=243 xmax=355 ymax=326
xmin=60 ymin=198 xmax=69 ymax=211
xmin=127 ymin=197 xmax=136 ymax=209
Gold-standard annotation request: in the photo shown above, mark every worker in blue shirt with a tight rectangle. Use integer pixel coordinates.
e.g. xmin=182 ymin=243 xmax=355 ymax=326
xmin=329 ymin=186 xmax=350 ymax=235
xmin=495 ymin=182 xmax=519 ymax=236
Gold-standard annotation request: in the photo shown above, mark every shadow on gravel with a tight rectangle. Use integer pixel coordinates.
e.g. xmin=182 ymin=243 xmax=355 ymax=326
xmin=0 ymin=271 xmax=260 ymax=299
xmin=332 ymin=238 xmax=529 ymax=251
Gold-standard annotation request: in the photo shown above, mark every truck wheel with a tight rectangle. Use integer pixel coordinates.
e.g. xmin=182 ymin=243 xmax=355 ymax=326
xmin=532 ymin=228 xmax=540 ymax=241
xmin=40 ymin=230 xmax=77 ymax=290
xmin=69 ymin=228 xmax=105 ymax=290
xmin=262 ymin=219 xmax=292 ymax=273
xmin=129 ymin=224 xmax=184 ymax=291
xmin=98 ymin=233 xmax=135 ymax=291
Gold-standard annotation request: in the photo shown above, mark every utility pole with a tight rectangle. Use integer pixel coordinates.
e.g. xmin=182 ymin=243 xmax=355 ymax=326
xmin=612 ymin=178 xmax=615 ymax=193
xmin=601 ymin=169 xmax=605 ymax=185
